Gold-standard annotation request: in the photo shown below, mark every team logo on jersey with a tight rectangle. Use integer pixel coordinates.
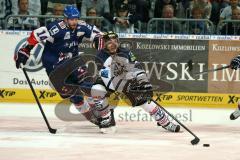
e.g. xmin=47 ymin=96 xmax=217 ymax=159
xmin=49 ymin=25 xmax=59 ymax=35
xmin=77 ymin=32 xmax=85 ymax=37
xmin=101 ymin=69 xmax=109 ymax=78
xmin=64 ymin=32 xmax=70 ymax=40
xmin=14 ymin=38 xmax=44 ymax=72
xmin=129 ymin=51 xmax=136 ymax=62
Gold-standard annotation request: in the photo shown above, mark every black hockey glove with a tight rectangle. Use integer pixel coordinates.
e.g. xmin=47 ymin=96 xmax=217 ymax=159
xmin=14 ymin=45 xmax=33 ymax=69
xmin=230 ymin=55 xmax=240 ymax=70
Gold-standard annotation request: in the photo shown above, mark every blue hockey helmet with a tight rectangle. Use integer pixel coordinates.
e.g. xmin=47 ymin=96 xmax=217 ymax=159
xmin=63 ymin=5 xmax=80 ymax=19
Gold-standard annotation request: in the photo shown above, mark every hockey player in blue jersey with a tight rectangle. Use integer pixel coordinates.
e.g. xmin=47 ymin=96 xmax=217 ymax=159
xmin=14 ymin=5 xmax=113 ymax=130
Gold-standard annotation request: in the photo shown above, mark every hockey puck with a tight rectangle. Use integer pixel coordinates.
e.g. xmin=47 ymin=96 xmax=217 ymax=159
xmin=203 ymin=144 xmax=210 ymax=147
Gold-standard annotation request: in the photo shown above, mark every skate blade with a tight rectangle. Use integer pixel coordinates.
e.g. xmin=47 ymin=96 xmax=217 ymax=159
xmin=100 ymin=126 xmax=117 ymax=134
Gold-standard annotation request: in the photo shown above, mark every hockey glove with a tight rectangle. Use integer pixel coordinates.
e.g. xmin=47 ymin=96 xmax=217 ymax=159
xmin=230 ymin=55 xmax=240 ymax=70
xmin=15 ymin=46 xmax=31 ymax=69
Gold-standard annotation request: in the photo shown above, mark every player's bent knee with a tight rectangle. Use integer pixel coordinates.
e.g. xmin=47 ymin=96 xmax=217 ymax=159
xmin=90 ymin=84 xmax=111 ymax=117
xmin=91 ymin=84 xmax=107 ymax=98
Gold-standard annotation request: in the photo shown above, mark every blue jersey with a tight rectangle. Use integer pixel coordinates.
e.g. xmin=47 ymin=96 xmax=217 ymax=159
xmin=28 ymin=19 xmax=101 ymax=74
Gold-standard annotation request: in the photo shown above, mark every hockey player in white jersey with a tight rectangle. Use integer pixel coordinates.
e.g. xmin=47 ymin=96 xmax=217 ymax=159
xmin=91 ymin=31 xmax=180 ymax=133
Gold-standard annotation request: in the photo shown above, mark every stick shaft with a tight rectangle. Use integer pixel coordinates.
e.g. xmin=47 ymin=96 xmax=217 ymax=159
xmin=22 ymin=67 xmax=55 ymax=132
xmin=195 ymin=65 xmax=230 ymax=76
xmin=151 ymin=99 xmax=199 ymax=139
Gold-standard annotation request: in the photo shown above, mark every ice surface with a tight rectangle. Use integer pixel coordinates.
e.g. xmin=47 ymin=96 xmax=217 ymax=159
xmin=0 ymin=103 xmax=240 ymax=160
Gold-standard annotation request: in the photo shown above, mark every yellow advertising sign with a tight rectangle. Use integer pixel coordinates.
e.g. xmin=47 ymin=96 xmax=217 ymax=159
xmin=0 ymin=88 xmax=238 ymax=108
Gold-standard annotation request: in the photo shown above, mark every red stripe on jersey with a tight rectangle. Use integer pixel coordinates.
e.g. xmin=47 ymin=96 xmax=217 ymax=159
xmin=98 ymin=37 xmax=104 ymax=50
xmin=27 ymin=31 xmax=38 ymax=46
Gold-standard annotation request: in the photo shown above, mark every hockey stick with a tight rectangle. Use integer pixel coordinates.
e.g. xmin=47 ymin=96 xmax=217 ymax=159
xmin=151 ymin=99 xmax=200 ymax=145
xmin=193 ymin=65 xmax=230 ymax=76
xmin=21 ymin=65 xmax=57 ymax=134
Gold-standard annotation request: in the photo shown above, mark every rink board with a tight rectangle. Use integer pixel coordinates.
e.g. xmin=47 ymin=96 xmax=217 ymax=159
xmin=1 ymin=30 xmax=240 ymax=108
xmin=0 ymin=88 xmax=239 ymax=108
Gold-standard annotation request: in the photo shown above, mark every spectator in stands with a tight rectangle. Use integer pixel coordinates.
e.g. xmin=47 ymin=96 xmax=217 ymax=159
xmin=0 ymin=0 xmax=12 ymax=18
xmin=81 ymin=0 xmax=110 ymax=17
xmin=11 ymin=0 xmax=41 ymax=15
xmin=114 ymin=3 xmax=135 ymax=33
xmin=108 ymin=0 xmax=115 ymax=14
xmin=152 ymin=5 xmax=181 ymax=33
xmin=175 ymin=0 xmax=191 ymax=18
xmin=115 ymin=0 xmax=150 ymax=22
xmin=221 ymin=8 xmax=240 ymax=34
xmin=103 ymin=3 xmax=135 ymax=33
xmin=154 ymin=0 xmax=177 ymax=18
xmin=189 ymin=7 xmax=210 ymax=34
xmin=85 ymin=7 xmax=101 ymax=28
xmin=52 ymin=3 xmax=64 ymax=16
xmin=46 ymin=3 xmax=64 ymax=15
xmin=114 ymin=0 xmax=150 ymax=32
xmin=179 ymin=0 xmax=192 ymax=16
xmin=220 ymin=0 xmax=240 ymax=20
xmin=126 ymin=0 xmax=150 ymax=23
xmin=210 ymin=0 xmax=230 ymax=25
xmin=45 ymin=3 xmax=64 ymax=24
xmin=7 ymin=0 xmax=39 ymax=30
xmin=190 ymin=0 xmax=212 ymax=19
xmin=0 ymin=0 xmax=13 ymax=29
xmin=46 ymin=0 xmax=77 ymax=14
xmin=40 ymin=0 xmax=48 ymax=15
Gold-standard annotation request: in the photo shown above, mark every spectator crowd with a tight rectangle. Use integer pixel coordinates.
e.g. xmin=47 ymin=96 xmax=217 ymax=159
xmin=0 ymin=0 xmax=240 ymax=35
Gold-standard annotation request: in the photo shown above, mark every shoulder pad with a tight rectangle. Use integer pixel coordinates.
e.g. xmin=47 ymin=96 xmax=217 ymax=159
xmin=78 ymin=20 xmax=93 ymax=31
xmin=58 ymin=21 xmax=66 ymax=29
xmin=119 ymin=47 xmax=136 ymax=62
xmin=119 ymin=47 xmax=130 ymax=53
xmin=47 ymin=20 xmax=63 ymax=36
xmin=78 ymin=20 xmax=87 ymax=26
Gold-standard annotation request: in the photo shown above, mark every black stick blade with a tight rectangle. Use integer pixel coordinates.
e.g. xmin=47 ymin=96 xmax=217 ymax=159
xmin=49 ymin=128 xmax=57 ymax=134
xmin=191 ymin=137 xmax=200 ymax=145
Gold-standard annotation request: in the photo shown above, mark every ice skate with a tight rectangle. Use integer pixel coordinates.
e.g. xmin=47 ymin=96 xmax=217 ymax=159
xmin=158 ymin=121 xmax=180 ymax=132
xmin=98 ymin=109 xmax=116 ymax=134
